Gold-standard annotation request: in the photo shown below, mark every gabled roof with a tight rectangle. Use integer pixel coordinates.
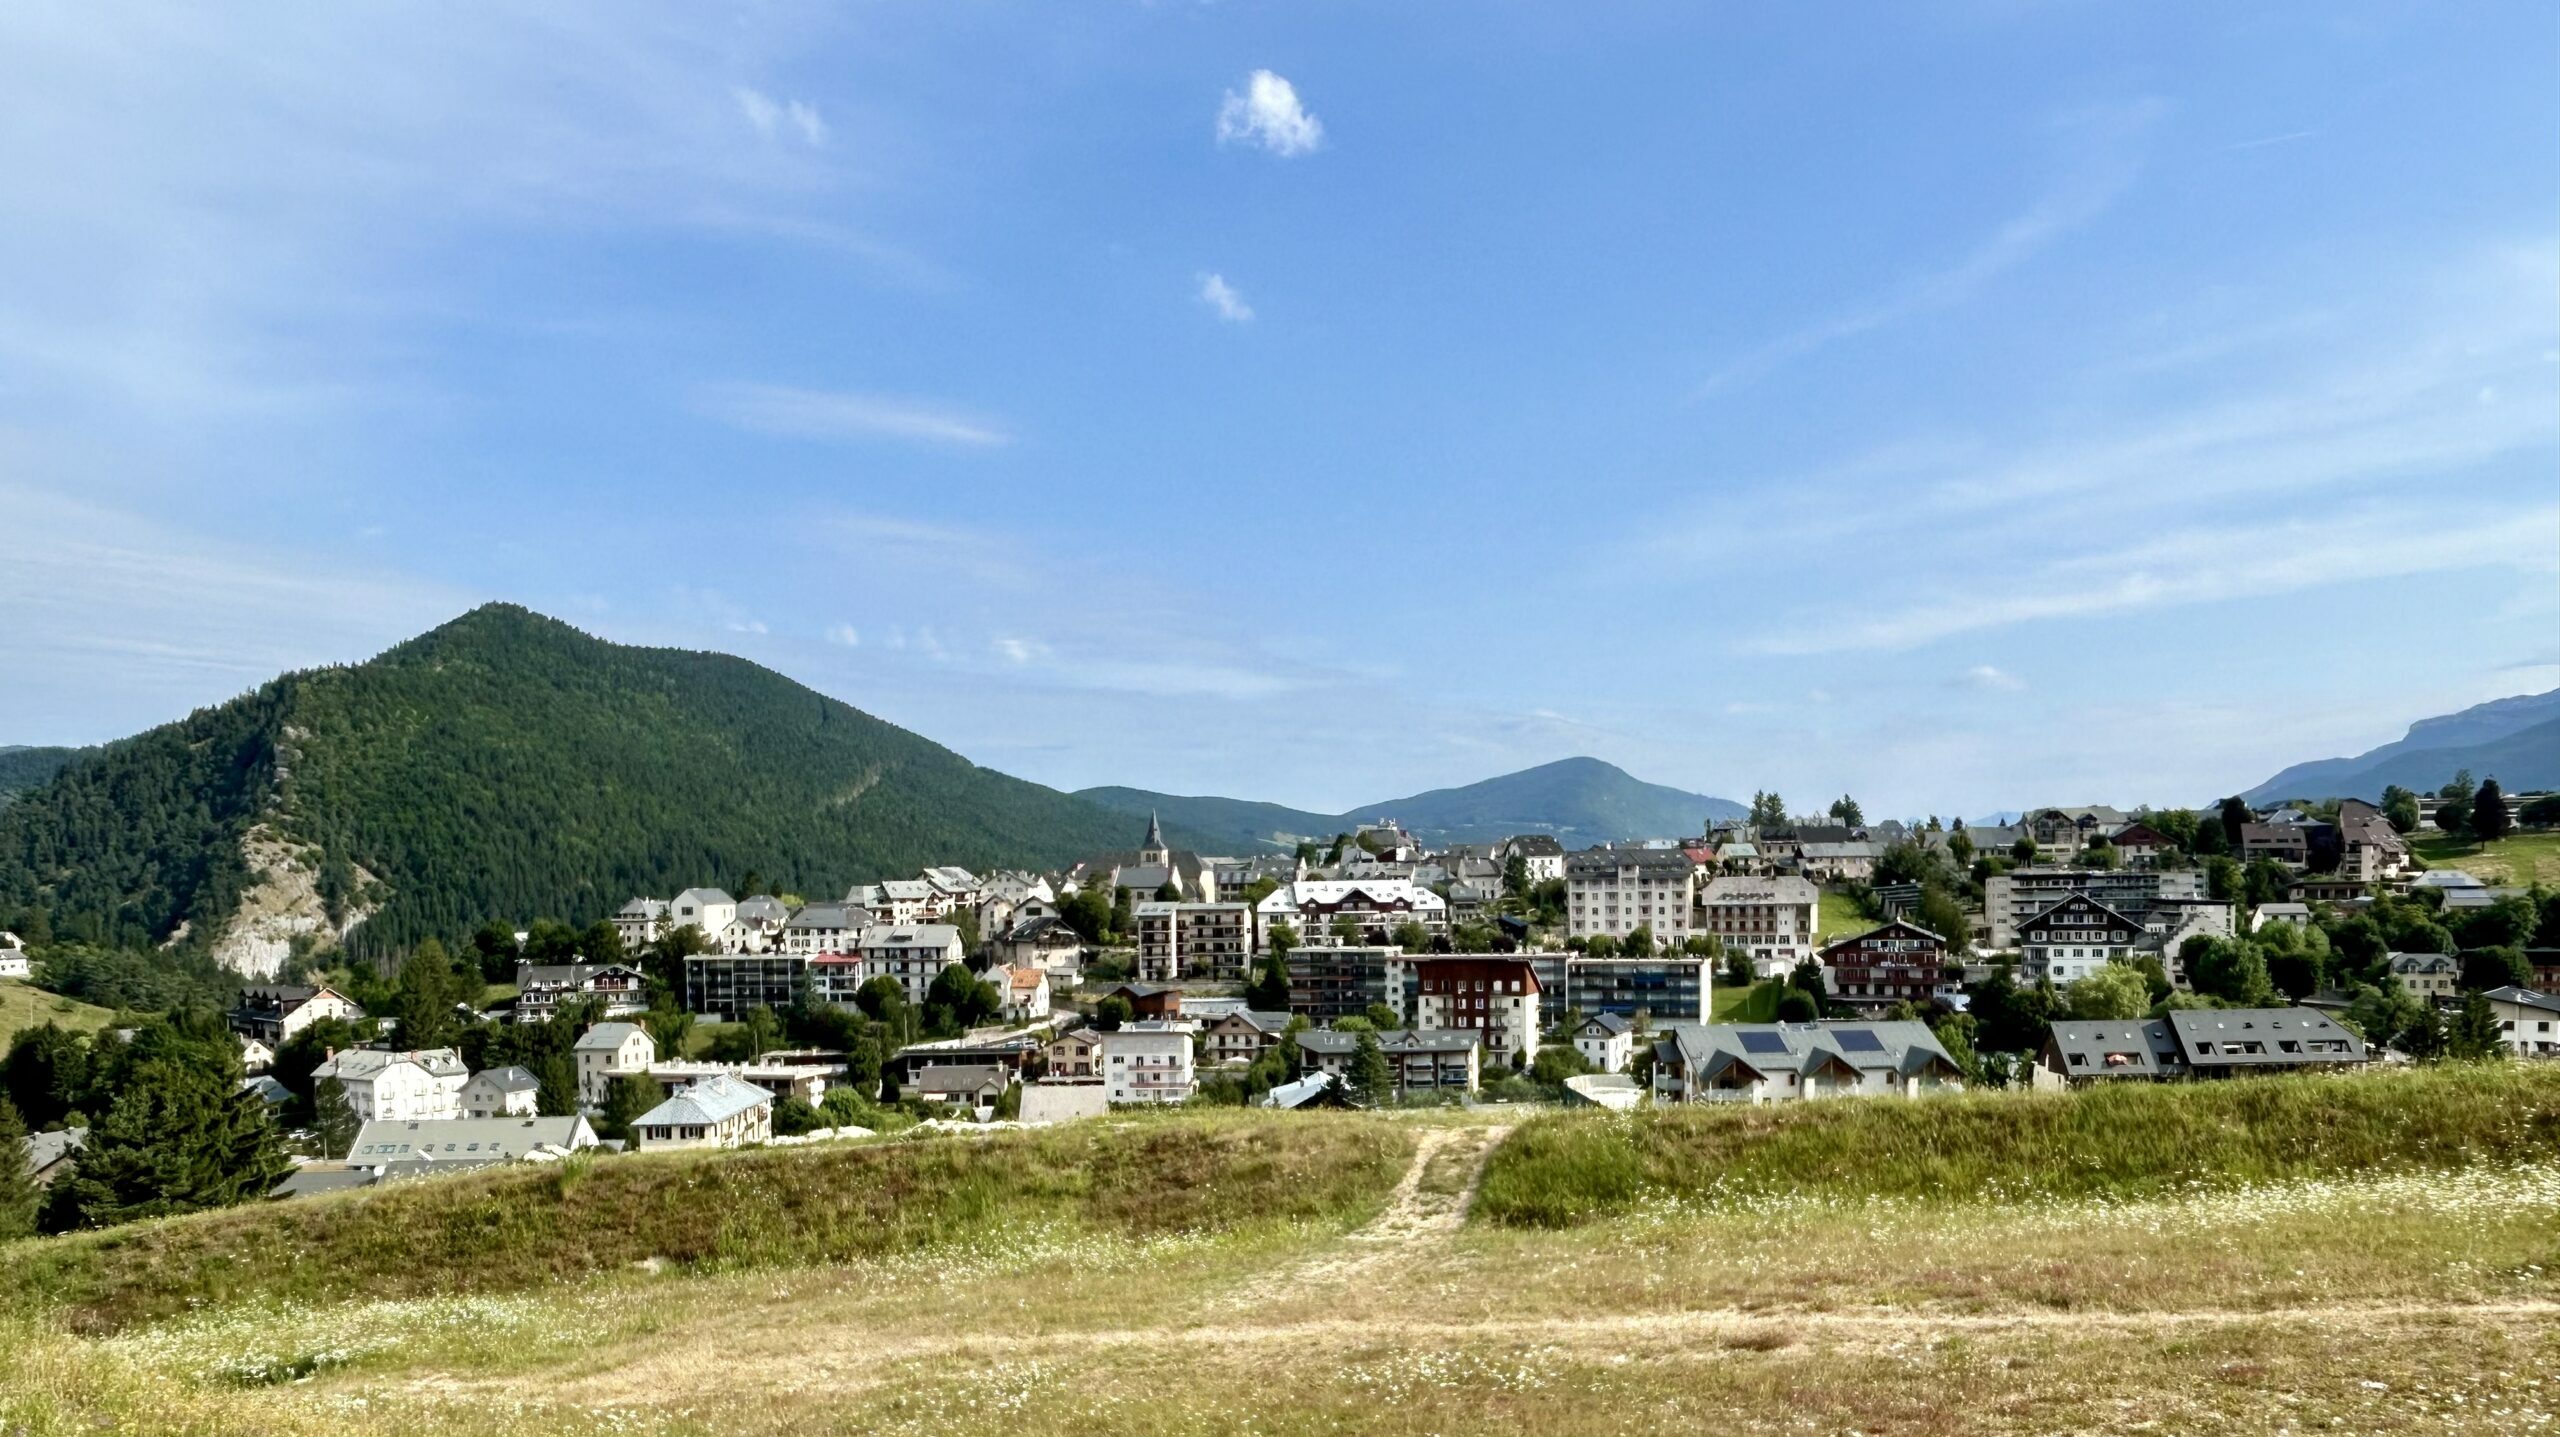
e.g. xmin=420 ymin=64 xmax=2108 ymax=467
xmin=2045 ymin=1018 xmax=2181 ymax=1077
xmin=634 ymin=1073 xmax=770 ymax=1127
xmin=1575 ymin=1012 xmax=1632 ymax=1037
xmin=574 ymin=1021 xmax=651 ymax=1053
xmin=912 ymin=1063 xmax=1009 ymax=1096
xmin=2165 ymin=1007 xmax=2366 ymax=1066
xmin=734 ymin=896 xmax=791 ymax=923
xmin=788 ymin=902 xmax=868 ymax=929
xmin=1216 ymin=1008 xmax=1294 ymax=1033
xmin=24 ymin=1126 xmax=86 ymax=1173
xmin=467 ymin=1065 xmax=540 ymax=1093
xmin=315 ymin=1047 xmax=467 ymax=1081
xmin=2481 ymin=986 xmax=2560 ymax=1015
xmin=672 ymin=887 xmax=736 ymax=907
xmin=349 ymin=1115 xmax=595 ymax=1162
xmin=2018 ymin=893 xmax=2142 ymax=934
xmin=1654 ymin=1021 xmax=1960 ymax=1082
xmin=1818 ymin=918 xmax=1946 ymax=959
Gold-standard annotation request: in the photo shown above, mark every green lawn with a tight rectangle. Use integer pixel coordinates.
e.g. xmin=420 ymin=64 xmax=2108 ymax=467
xmin=1816 ymin=887 xmax=1881 ymax=943
xmin=2410 ymin=828 xmax=2560 ymax=887
xmin=0 ymin=980 xmax=116 ymax=1047
xmin=1710 ymin=980 xmax=1781 ymax=1022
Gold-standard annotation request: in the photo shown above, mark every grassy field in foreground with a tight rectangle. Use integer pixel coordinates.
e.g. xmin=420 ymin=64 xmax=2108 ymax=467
xmin=2413 ymin=828 xmax=2560 ymax=886
xmin=1475 ymin=1062 xmax=2560 ymax=1226
xmin=0 ymin=980 xmax=116 ymax=1046
xmin=0 ymin=1110 xmax=1413 ymax=1333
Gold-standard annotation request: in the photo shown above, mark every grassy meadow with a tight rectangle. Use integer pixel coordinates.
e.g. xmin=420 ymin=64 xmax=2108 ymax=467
xmin=4 ymin=1072 xmax=2558 ymax=1436
xmin=2413 ymin=827 xmax=2560 ymax=886
xmin=0 ymin=980 xmax=116 ymax=1047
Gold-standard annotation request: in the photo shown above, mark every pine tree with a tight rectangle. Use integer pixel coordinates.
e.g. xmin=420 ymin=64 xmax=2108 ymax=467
xmin=0 ymin=1097 xmax=39 ymax=1240
xmin=2471 ymin=777 xmax=2512 ymax=846
xmin=45 ymin=1060 xmax=287 ymax=1231
xmin=597 ymin=1074 xmax=667 ymax=1143
xmin=310 ymin=1076 xmax=359 ymax=1159
xmin=388 ymin=938 xmax=464 ymax=1051
xmin=1346 ymin=1031 xmax=1394 ymax=1108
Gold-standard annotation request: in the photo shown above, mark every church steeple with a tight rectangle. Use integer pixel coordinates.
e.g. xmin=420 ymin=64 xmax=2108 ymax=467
xmin=1140 ymin=811 xmax=1169 ymax=866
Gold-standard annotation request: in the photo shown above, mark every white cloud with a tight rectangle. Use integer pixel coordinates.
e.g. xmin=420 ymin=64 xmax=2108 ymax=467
xmin=993 ymin=636 xmax=1048 ymax=664
xmin=825 ymin=623 xmax=861 ymax=648
xmin=1197 ymin=272 xmax=1254 ymax=323
xmin=1959 ymin=665 xmax=2027 ymax=692
xmin=1752 ymin=504 xmax=2560 ymax=655
xmin=695 ymin=383 xmax=1011 ymax=448
xmin=1216 ymin=70 xmax=1323 ymax=157
xmin=736 ymin=87 xmax=827 ymax=146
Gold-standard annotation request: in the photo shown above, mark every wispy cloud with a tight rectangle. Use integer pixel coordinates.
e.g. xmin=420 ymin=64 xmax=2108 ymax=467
xmin=825 ymin=623 xmax=861 ymax=648
xmin=2223 ymin=129 xmax=2316 ymax=152
xmin=1216 ymin=70 xmax=1323 ymax=157
xmin=1699 ymin=99 xmax=2167 ymax=395
xmin=1957 ymin=665 xmax=2027 ymax=692
xmin=1751 ymin=504 xmax=2559 ymax=654
xmin=695 ymin=383 xmax=1012 ymax=448
xmin=735 ymin=87 xmax=828 ymax=146
xmin=1197 ymin=272 xmax=1254 ymax=323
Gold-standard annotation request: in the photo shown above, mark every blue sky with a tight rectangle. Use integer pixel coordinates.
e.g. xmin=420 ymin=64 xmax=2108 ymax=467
xmin=2 ymin=2 xmax=2553 ymax=819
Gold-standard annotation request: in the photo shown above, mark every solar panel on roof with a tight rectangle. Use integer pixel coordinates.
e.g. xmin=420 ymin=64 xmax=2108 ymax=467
xmin=1833 ymin=1029 xmax=1885 ymax=1053
xmin=1738 ymin=1031 xmax=1790 ymax=1054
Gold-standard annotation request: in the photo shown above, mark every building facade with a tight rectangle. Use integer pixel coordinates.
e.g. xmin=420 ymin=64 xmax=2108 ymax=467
xmin=1133 ymin=901 xmax=1258 ymax=981
xmin=1694 ymin=875 xmax=1821 ymax=976
xmin=1411 ymin=957 xmax=1541 ymax=1070
xmin=1565 ymin=848 xmax=1700 ymax=946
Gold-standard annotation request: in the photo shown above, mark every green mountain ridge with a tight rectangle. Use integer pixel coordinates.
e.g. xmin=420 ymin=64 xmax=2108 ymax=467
xmin=1079 ymin=756 xmax=1745 ymax=852
xmin=0 ymin=605 xmax=1177 ymax=963
xmin=0 ymin=746 xmax=93 ymax=807
xmin=2242 ymin=688 xmax=2560 ymax=803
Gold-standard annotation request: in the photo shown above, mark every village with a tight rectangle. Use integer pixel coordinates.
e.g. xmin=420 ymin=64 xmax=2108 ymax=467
xmin=13 ymin=778 xmax=2542 ymax=1203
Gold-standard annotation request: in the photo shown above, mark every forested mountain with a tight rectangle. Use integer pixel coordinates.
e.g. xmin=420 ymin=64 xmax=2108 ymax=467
xmin=0 ymin=605 xmax=1172 ymax=965
xmin=0 ymin=746 xmax=91 ymax=806
xmin=2243 ymin=688 xmax=2560 ymax=803
xmin=1081 ymin=756 xmax=1744 ymax=851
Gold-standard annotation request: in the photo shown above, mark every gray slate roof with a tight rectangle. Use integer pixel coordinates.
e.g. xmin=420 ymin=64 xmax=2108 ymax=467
xmin=634 ymin=1072 xmax=770 ymax=1127
xmin=575 ymin=1020 xmax=650 ymax=1053
xmin=349 ymin=1115 xmax=595 ymax=1162
xmin=467 ymin=1065 xmax=540 ymax=1093
xmin=1654 ymin=1021 xmax=1960 ymax=1082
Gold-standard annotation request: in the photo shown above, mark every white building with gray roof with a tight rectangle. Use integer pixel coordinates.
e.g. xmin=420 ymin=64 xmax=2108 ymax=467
xmin=1649 ymin=1021 xmax=1963 ymax=1103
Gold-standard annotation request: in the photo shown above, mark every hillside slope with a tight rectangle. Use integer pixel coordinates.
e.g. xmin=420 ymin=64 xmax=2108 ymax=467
xmin=1081 ymin=756 xmax=1744 ymax=851
xmin=0 ymin=746 xmax=90 ymax=807
xmin=2245 ymin=688 xmax=2560 ymax=802
xmin=0 ymin=605 xmax=1171 ymax=969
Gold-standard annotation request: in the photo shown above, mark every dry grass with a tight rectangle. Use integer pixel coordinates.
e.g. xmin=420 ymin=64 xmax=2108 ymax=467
xmin=4 ymin=1102 xmax=2557 ymax=1436
xmin=0 ymin=979 xmax=115 ymax=1046
xmin=2413 ymin=828 xmax=2560 ymax=886
xmin=1475 ymin=1063 xmax=2560 ymax=1226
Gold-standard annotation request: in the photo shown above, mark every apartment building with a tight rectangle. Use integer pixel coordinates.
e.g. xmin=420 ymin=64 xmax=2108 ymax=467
xmin=1411 ymin=957 xmax=1541 ymax=1070
xmin=1816 ymin=920 xmax=1957 ymax=1013
xmin=1558 ymin=955 xmax=1712 ymax=1024
xmin=1695 ymin=875 xmax=1821 ymax=977
xmin=1564 ymin=848 xmax=1700 ymax=946
xmin=1099 ymin=1022 xmax=1197 ymax=1105
xmin=1133 ymin=901 xmax=1258 ymax=981
xmin=1984 ymin=867 xmax=2207 ymax=951
xmin=1256 ymin=880 xmax=1448 ymax=948
xmin=1285 ymin=946 xmax=1414 ymax=1024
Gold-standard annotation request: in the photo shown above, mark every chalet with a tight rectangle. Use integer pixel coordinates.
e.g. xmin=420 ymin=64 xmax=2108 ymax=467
xmin=631 ymin=1073 xmax=772 ymax=1150
xmin=512 ymin=962 xmax=647 ymax=1025
xmin=1649 ymin=1022 xmax=1963 ymax=1103
xmin=1498 ymin=834 xmax=1567 ymax=885
xmin=1202 ymin=1008 xmax=1293 ymax=1066
xmin=2017 ymin=894 xmax=2145 ymax=985
xmin=1571 ymin=1012 xmax=1633 ymax=1074
xmin=2023 ymin=807 xmax=2132 ymax=858
xmin=2239 ymin=823 xmax=2310 ymax=867
xmin=2108 ymin=821 xmax=2177 ymax=867
xmin=228 ymin=983 xmax=365 ymax=1046
xmin=1257 ymin=879 xmax=1449 ymax=949
xmin=1102 ymin=982 xmax=1185 ymax=1020
xmin=1816 ymin=920 xmax=1957 ymax=1013
xmin=997 ymin=964 xmax=1052 ymax=1023
xmin=1797 ymin=841 xmax=1885 ymax=883
xmin=993 ymin=913 xmax=1084 ymax=977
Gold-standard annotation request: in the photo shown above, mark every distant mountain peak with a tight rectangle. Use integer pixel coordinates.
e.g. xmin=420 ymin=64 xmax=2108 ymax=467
xmin=2242 ymin=686 xmax=2560 ymax=803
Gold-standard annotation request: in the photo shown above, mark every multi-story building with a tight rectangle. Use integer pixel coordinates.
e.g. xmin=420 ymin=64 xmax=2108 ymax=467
xmin=312 ymin=1047 xmax=469 ymax=1123
xmin=1560 ymin=956 xmax=1712 ymax=1024
xmin=2480 ymin=987 xmax=2560 ymax=1059
xmin=2016 ymin=894 xmax=2145 ymax=985
xmin=2387 ymin=951 xmax=2460 ymax=1002
xmin=2335 ymin=800 xmax=2412 ymax=882
xmin=1565 ymin=847 xmax=1701 ymax=946
xmin=847 ymin=880 xmax=935 ymax=925
xmin=782 ymin=901 xmax=872 ymax=955
xmin=1648 ymin=1021 xmax=1965 ymax=1103
xmin=1984 ymin=868 xmax=2208 ymax=951
xmin=1285 ymin=946 xmax=1414 ymax=1024
xmin=1201 ymin=1009 xmax=1293 ymax=1066
xmin=669 ymin=887 xmax=739 ymax=945
xmin=1816 ymin=920 xmax=1958 ymax=1013
xmin=682 ymin=951 xmax=805 ymax=1021
xmin=851 ymin=924 xmax=967 ymax=1007
xmin=1133 ymin=901 xmax=1258 ymax=981
xmin=1411 ymin=957 xmax=1541 ymax=1070
xmin=1044 ymin=1027 xmax=1105 ymax=1081
xmin=1571 ymin=1012 xmax=1634 ymax=1073
xmin=631 ymin=1073 xmax=772 ymax=1151
xmin=2239 ymin=823 xmax=2310 ymax=868
xmin=610 ymin=898 xmax=670 ymax=950
xmin=1500 ymin=834 xmax=1567 ymax=885
xmin=1694 ymin=875 xmax=1821 ymax=976
xmin=1294 ymin=1029 xmax=1483 ymax=1096
xmin=1099 ymin=1021 xmax=1197 ymax=1104
xmin=573 ymin=1021 xmax=657 ymax=1108
xmin=227 ymin=983 xmax=365 ymax=1046
xmin=512 ymin=962 xmax=647 ymax=1025
xmin=1256 ymin=881 xmax=1448 ymax=948
xmin=2020 ymin=806 xmax=2132 ymax=860
xmin=2040 ymin=1007 xmax=2367 ymax=1082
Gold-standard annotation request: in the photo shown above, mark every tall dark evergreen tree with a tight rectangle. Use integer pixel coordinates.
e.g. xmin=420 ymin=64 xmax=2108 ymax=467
xmin=2471 ymin=777 xmax=2512 ymax=846
xmin=387 ymin=938 xmax=465 ymax=1050
xmin=310 ymin=1076 xmax=358 ymax=1159
xmin=1345 ymin=1030 xmax=1394 ymax=1108
xmin=0 ymin=1097 xmax=38 ymax=1240
xmin=43 ymin=1059 xmax=286 ymax=1232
